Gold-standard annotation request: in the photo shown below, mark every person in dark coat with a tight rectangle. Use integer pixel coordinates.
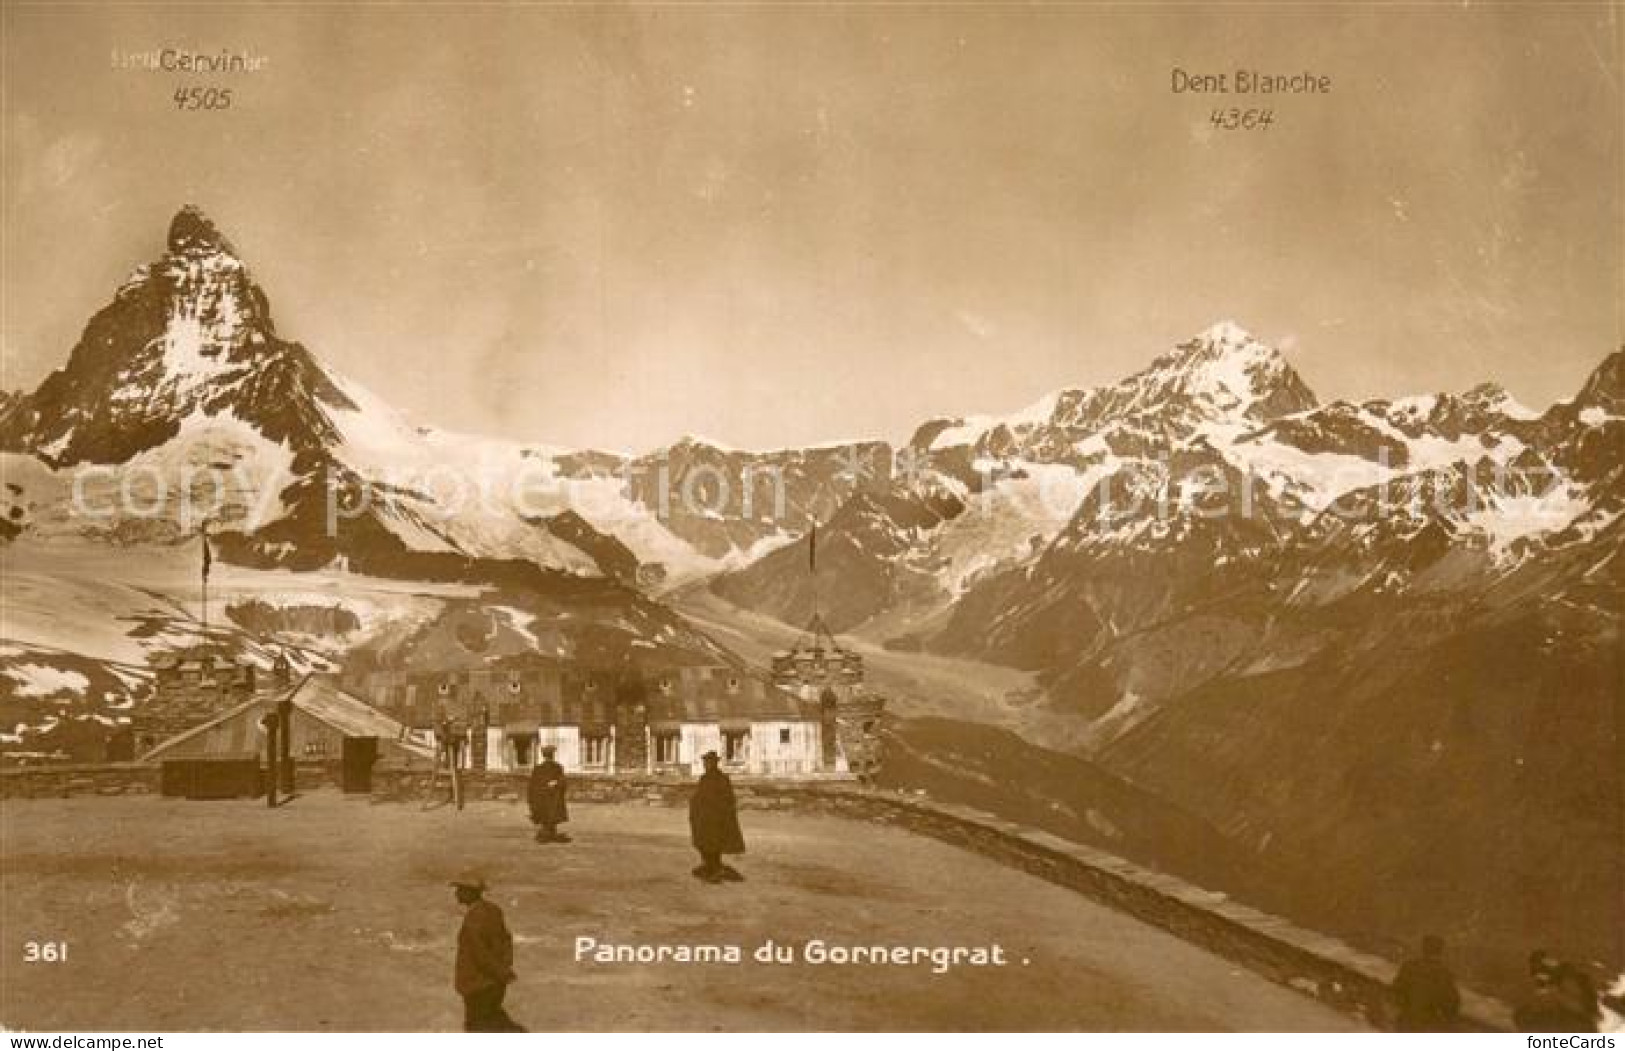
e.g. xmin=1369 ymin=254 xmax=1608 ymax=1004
xmin=1515 ymin=950 xmax=1595 ymax=1032
xmin=450 ymin=875 xmax=524 ymax=1032
xmin=1554 ymin=962 xmax=1602 ymax=1033
xmin=527 ymin=745 xmax=570 ymax=843
xmin=1391 ymin=934 xmax=1461 ymax=1032
xmin=688 ymin=751 xmax=745 ymax=883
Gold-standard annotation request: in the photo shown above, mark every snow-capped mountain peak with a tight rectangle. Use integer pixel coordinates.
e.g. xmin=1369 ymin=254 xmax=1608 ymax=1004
xmin=0 ymin=207 xmax=624 ymax=578
xmin=167 ymin=203 xmax=237 ymax=256
xmin=137 ymin=208 xmax=274 ymax=398
xmin=1131 ymin=321 xmax=1316 ymax=424
xmin=1192 ymin=318 xmax=1254 ymax=345
xmin=910 ymin=321 xmax=1317 ymax=467
xmin=1458 ymin=381 xmax=1537 ymax=421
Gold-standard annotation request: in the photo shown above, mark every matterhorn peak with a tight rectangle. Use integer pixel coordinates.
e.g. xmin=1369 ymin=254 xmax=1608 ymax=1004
xmin=167 ymin=204 xmax=236 ymax=256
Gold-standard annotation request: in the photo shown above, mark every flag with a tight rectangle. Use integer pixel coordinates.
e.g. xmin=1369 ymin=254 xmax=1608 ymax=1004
xmin=201 ymin=522 xmax=212 ymax=583
xmin=808 ymin=521 xmax=817 ymax=574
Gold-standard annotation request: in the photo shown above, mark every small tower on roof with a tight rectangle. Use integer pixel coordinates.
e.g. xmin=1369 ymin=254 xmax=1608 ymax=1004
xmin=769 ymin=526 xmax=885 ymax=778
xmin=135 ymin=645 xmax=260 ymax=759
xmin=770 ymin=614 xmax=865 ymax=700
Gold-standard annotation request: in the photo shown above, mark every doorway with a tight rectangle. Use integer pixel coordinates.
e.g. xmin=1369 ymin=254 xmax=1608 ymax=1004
xmin=341 ymin=736 xmax=379 ymax=793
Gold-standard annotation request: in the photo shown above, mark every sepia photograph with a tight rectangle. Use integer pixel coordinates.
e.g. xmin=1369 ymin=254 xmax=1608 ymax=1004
xmin=0 ymin=0 xmax=1620 ymax=1038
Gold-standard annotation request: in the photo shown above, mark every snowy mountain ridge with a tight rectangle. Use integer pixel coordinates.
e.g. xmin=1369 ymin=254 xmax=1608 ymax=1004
xmin=1 ymin=206 xmax=1616 ymax=611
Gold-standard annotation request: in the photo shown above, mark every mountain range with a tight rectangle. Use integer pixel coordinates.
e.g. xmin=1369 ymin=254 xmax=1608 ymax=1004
xmin=1 ymin=206 xmax=1618 ymax=998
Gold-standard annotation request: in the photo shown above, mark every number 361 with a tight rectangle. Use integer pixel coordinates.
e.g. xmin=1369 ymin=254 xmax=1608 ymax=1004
xmin=23 ymin=941 xmax=67 ymax=962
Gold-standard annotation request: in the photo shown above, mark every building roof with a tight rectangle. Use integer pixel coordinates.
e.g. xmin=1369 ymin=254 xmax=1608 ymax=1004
xmin=642 ymin=666 xmax=818 ymax=725
xmin=363 ymin=662 xmax=819 ymax=728
xmin=293 ymin=676 xmax=422 ymax=740
xmin=144 ymin=675 xmax=431 ymax=761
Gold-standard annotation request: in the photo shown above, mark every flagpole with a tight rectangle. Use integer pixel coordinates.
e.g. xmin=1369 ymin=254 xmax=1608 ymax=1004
xmin=809 ymin=519 xmax=820 ymax=641
xmin=200 ymin=519 xmax=211 ymax=651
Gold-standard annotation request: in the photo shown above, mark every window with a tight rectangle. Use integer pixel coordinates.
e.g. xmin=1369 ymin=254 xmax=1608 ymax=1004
xmin=778 ymin=728 xmax=792 ymax=745
xmin=582 ymin=734 xmax=612 ymax=767
xmin=303 ymin=739 xmax=327 ymax=757
xmin=510 ymin=735 xmax=534 ymax=768
xmin=723 ymin=729 xmax=749 ymax=765
xmin=654 ymin=732 xmax=681 ymax=765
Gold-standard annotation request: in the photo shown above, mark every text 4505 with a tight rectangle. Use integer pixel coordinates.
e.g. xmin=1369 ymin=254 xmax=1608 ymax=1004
xmin=175 ymin=86 xmax=233 ymax=111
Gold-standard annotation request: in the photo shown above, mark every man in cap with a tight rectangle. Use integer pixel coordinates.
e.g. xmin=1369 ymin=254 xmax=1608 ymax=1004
xmin=688 ymin=750 xmax=745 ymax=883
xmin=527 ymin=744 xmax=570 ymax=843
xmin=450 ymin=874 xmax=523 ymax=1032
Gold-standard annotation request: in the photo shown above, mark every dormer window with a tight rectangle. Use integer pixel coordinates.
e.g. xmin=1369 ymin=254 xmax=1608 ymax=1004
xmin=658 ymin=678 xmax=672 ymax=693
xmin=437 ymin=682 xmax=451 ymax=696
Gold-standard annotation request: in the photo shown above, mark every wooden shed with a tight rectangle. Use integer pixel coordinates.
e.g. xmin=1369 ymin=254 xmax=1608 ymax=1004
xmin=145 ymin=675 xmax=430 ymax=795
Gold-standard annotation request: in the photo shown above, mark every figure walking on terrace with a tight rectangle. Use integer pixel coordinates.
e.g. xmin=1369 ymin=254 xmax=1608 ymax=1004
xmin=450 ymin=874 xmax=524 ymax=1033
xmin=689 ymin=750 xmax=745 ymax=883
xmin=528 ymin=744 xmax=570 ymax=843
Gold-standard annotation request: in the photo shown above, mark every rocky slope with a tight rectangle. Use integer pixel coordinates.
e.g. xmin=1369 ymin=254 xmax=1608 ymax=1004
xmin=0 ymin=207 xmax=891 ymax=587
xmin=0 ymin=208 xmax=758 ymax=759
xmin=711 ymin=330 xmax=1623 ymax=990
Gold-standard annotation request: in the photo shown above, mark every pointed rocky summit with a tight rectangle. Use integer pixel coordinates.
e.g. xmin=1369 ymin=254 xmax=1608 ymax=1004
xmin=167 ymin=204 xmax=235 ymax=256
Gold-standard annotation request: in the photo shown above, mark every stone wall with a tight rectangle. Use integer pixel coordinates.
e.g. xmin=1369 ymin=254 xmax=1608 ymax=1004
xmin=0 ymin=763 xmax=160 ymax=798
xmin=0 ymin=761 xmax=336 ymax=798
xmin=795 ymin=790 xmax=1514 ymax=1032
xmin=367 ymin=766 xmax=855 ymax=806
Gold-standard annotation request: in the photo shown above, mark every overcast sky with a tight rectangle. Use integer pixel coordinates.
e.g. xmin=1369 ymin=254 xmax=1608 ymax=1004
xmin=2 ymin=3 xmax=1619 ymax=452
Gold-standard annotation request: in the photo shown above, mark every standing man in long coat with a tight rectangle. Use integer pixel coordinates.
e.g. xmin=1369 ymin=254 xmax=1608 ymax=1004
xmin=688 ymin=750 xmax=745 ymax=883
xmin=527 ymin=744 xmax=570 ymax=843
xmin=450 ymin=875 xmax=523 ymax=1032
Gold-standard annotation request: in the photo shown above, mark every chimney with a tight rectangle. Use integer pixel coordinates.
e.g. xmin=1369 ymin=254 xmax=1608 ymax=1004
xmin=272 ymin=652 xmax=293 ymax=688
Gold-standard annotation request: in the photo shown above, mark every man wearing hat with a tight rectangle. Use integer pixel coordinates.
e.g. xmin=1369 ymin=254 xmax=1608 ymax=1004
xmin=527 ymin=744 xmax=570 ymax=843
xmin=688 ymin=750 xmax=745 ymax=883
xmin=449 ymin=875 xmax=523 ymax=1032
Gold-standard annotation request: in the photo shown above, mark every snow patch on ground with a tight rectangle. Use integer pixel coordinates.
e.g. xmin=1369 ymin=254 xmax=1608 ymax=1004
xmin=935 ymin=462 xmax=1097 ymax=590
xmin=492 ymin=605 xmax=539 ymax=646
xmin=0 ymin=537 xmax=471 ymax=665
xmin=929 ymin=414 xmax=1000 ymax=452
xmin=563 ymin=473 xmax=724 ymax=582
xmin=324 ymin=370 xmax=730 ymax=576
xmin=1463 ymin=486 xmax=1590 ymax=555
xmin=3 ymin=410 xmax=296 ymax=537
xmin=3 ymin=664 xmax=90 ymax=697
